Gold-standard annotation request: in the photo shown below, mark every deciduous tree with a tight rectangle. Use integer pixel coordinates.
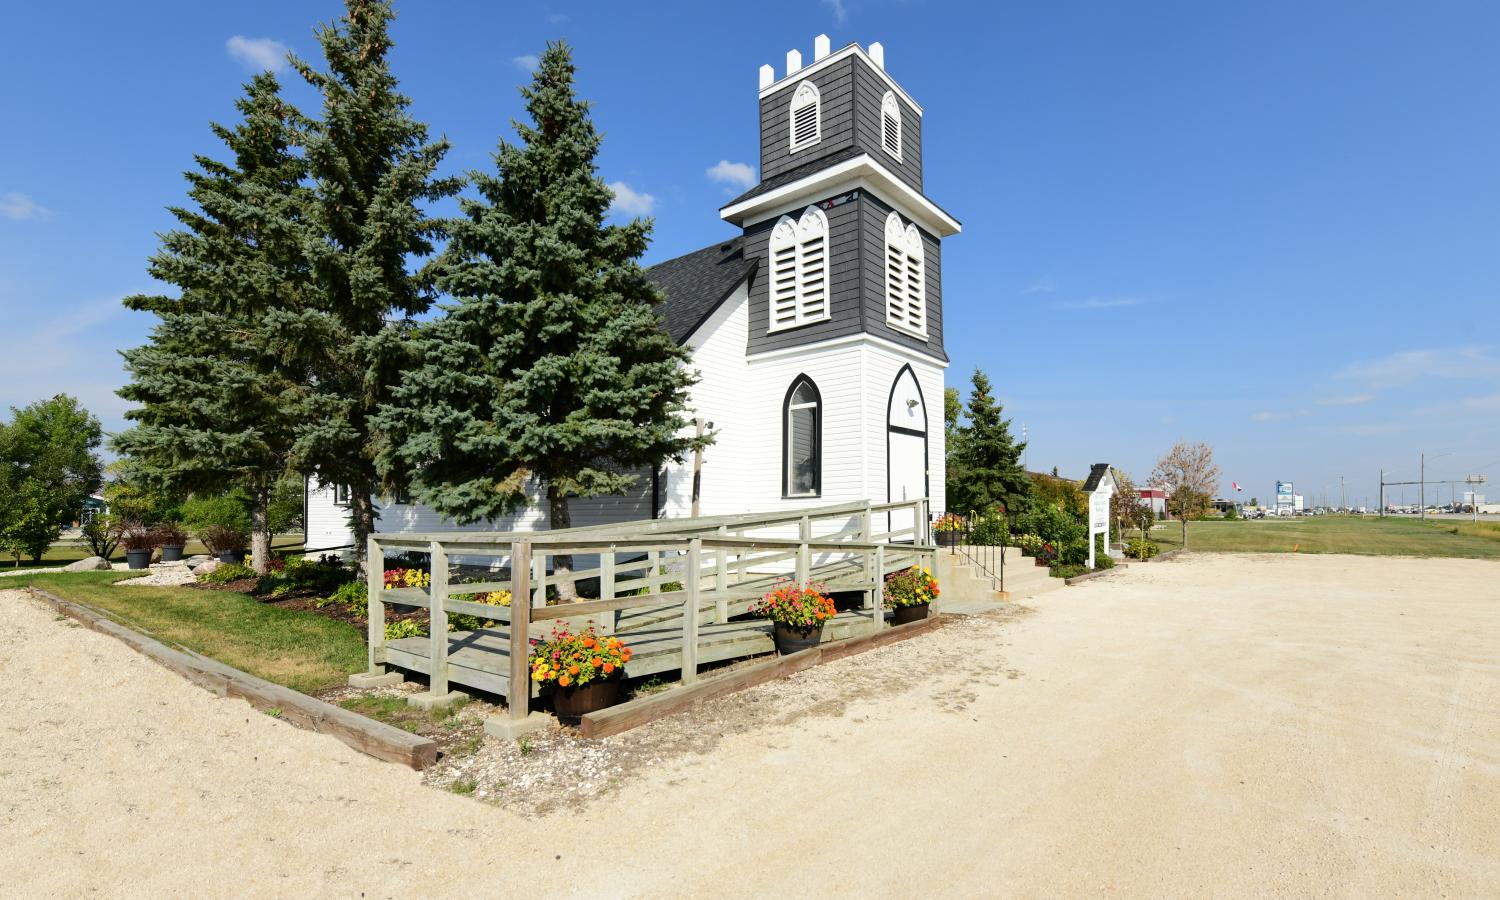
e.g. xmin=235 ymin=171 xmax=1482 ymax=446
xmin=1150 ymin=441 xmax=1221 ymax=547
xmin=376 ymin=41 xmax=704 ymax=599
xmin=0 ymin=395 xmax=103 ymax=563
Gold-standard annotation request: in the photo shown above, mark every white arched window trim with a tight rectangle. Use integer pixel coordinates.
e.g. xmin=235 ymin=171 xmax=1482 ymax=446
xmin=884 ymin=211 xmax=926 ymax=337
xmin=768 ymin=206 xmax=831 ymax=333
xmin=880 ymin=91 xmax=903 ymax=162
xmin=783 ymin=375 xmax=822 ymax=498
xmin=788 ymin=80 xmax=822 ymax=153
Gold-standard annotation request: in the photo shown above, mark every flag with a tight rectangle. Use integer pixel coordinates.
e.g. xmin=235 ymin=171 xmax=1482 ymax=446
xmin=1232 ymin=482 xmax=1243 ymax=492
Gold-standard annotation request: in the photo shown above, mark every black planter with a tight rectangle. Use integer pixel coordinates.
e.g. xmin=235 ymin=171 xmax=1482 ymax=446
xmin=892 ymin=602 xmax=930 ymax=625
xmin=551 ymin=678 xmax=621 ymax=721
xmin=125 ymin=549 xmax=152 ymax=570
xmin=160 ymin=544 xmax=185 ymax=562
xmin=936 ymin=531 xmax=961 ymax=548
xmin=218 ymin=550 xmax=247 ymax=564
xmin=772 ymin=621 xmax=825 ymax=655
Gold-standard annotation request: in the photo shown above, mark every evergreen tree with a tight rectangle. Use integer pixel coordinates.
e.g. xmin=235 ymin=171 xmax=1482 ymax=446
xmin=114 ymin=72 xmax=309 ymax=573
xmin=288 ymin=0 xmax=459 ymax=559
xmin=949 ymin=370 xmax=1030 ymax=517
xmin=376 ymin=41 xmax=705 ymax=598
xmin=943 ymin=386 xmax=967 ymax=510
xmin=0 ymin=395 xmax=103 ymax=563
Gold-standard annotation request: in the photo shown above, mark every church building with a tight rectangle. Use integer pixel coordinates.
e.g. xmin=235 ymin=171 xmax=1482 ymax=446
xmin=307 ymin=35 xmax=959 ymax=549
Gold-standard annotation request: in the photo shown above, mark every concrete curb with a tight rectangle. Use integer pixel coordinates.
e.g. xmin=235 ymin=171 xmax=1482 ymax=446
xmin=27 ymin=586 xmax=438 ymax=770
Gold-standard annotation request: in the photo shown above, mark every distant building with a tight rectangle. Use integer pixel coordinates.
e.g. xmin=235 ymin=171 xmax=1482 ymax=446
xmin=1139 ymin=488 xmax=1168 ymax=518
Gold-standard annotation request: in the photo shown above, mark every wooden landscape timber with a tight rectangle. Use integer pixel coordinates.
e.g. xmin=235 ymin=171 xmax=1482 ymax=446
xmin=363 ymin=498 xmax=939 ymax=728
xmin=577 ymin=615 xmax=943 ymax=739
xmin=28 ymin=586 xmax=438 ymax=770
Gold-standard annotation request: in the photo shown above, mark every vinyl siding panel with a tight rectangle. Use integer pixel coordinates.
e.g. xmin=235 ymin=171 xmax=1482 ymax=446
xmin=744 ymin=191 xmax=865 ymax=355
xmin=857 ymin=192 xmax=945 ymax=359
xmin=759 ymin=60 xmax=857 ymax=182
xmin=852 ymin=63 xmax=922 ymax=191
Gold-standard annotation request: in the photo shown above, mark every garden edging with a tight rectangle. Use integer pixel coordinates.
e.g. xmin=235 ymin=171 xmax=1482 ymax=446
xmin=26 ymin=586 xmax=437 ymax=770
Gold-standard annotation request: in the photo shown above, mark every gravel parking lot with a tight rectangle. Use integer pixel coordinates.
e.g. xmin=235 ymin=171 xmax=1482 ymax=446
xmin=3 ymin=552 xmax=1497 ymax=897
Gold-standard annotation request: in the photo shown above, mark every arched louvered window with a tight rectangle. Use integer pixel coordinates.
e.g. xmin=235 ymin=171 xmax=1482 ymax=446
xmin=783 ymin=376 xmax=822 ymax=498
xmin=789 ymin=80 xmax=821 ymax=152
xmin=880 ymin=91 xmax=902 ymax=161
xmin=884 ymin=212 xmax=926 ymax=336
xmin=768 ymin=206 xmax=831 ymax=332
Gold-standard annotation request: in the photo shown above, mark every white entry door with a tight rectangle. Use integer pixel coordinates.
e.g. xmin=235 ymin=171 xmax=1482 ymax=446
xmin=887 ymin=366 xmax=928 ymax=542
xmin=888 ymin=431 xmax=925 ymax=540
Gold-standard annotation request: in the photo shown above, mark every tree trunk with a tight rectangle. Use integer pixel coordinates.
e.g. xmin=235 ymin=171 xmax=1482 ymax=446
xmin=547 ymin=484 xmax=577 ymax=601
xmin=1181 ymin=515 xmax=1188 ymax=548
xmin=250 ymin=479 xmax=272 ymax=575
xmin=348 ymin=478 xmax=377 ymax=568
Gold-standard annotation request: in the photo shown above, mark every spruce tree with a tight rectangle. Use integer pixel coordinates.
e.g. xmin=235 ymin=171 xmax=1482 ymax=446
xmin=950 ymin=369 xmax=1030 ymax=517
xmin=288 ymin=0 xmax=458 ymax=559
xmin=114 ymin=72 xmax=308 ymax=573
xmin=376 ymin=41 xmax=705 ymax=598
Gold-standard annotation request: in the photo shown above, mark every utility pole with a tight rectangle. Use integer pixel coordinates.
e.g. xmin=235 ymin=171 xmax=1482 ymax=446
xmin=1379 ymin=469 xmax=1384 ymax=517
xmin=1420 ymin=452 xmax=1425 ymax=520
xmin=1339 ymin=475 xmax=1346 ymax=512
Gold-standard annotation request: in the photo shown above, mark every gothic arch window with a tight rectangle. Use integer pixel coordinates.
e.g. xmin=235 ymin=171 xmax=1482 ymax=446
xmin=880 ymin=91 xmax=902 ymax=161
xmin=884 ymin=211 xmax=926 ymax=337
xmin=789 ymin=80 xmax=821 ymax=152
xmin=768 ymin=206 xmax=831 ymax=332
xmin=782 ymin=375 xmax=822 ymax=498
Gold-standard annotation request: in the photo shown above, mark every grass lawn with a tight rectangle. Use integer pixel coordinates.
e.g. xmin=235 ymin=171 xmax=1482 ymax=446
xmin=3 ymin=534 xmax=306 ymax=570
xmin=21 ymin=571 xmax=366 ymax=693
xmin=1136 ymin=516 xmax=1500 ymax=559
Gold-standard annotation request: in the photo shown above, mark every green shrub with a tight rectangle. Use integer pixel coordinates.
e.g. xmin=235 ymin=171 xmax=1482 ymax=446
xmin=324 ymin=580 xmax=369 ymax=617
xmin=1095 ymin=554 xmax=1116 ymax=570
xmin=1123 ymin=539 xmax=1160 ymax=560
xmin=1015 ymin=506 xmax=1086 ymax=548
xmin=198 ymin=562 xmax=256 ymax=584
xmin=257 ymin=556 xmax=352 ymax=597
xmin=1049 ymin=563 xmax=1088 ymax=579
xmin=1059 ymin=539 xmax=1089 ymax=566
xmin=1012 ymin=533 xmax=1045 ymax=554
xmin=385 ymin=619 xmax=426 ymax=640
xmin=179 ymin=494 xmax=251 ymax=533
xmin=968 ymin=516 xmax=1008 ymax=546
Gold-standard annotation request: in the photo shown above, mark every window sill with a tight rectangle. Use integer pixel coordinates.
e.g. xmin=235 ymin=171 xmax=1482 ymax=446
xmin=788 ymin=137 xmax=822 ymax=154
xmin=783 ymin=492 xmax=822 ymax=500
xmin=885 ymin=319 xmax=929 ymax=340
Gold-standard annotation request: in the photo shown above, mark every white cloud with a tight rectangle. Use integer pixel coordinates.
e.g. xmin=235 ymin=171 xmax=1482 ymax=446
xmin=706 ymin=160 xmax=756 ymax=190
xmin=1251 ymin=409 xmax=1311 ymax=422
xmin=1339 ymin=346 xmax=1500 ymax=388
xmin=607 ymin=181 xmax=656 ymax=217
xmin=1317 ymin=394 xmax=1375 ymax=407
xmin=1 ymin=192 xmax=53 ymax=221
xmin=512 ymin=54 xmax=540 ymax=73
xmin=822 ymin=0 xmax=849 ymax=24
xmin=1057 ymin=296 xmax=1148 ymax=310
xmin=1022 ymin=278 xmax=1057 ymax=295
xmin=226 ymin=35 xmax=289 ymax=72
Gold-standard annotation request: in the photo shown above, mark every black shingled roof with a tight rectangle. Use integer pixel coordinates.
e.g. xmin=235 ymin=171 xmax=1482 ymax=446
xmin=1082 ymin=463 xmax=1112 ymax=492
xmin=646 ymin=236 xmax=757 ymax=343
xmin=719 ymin=146 xmax=865 ymax=209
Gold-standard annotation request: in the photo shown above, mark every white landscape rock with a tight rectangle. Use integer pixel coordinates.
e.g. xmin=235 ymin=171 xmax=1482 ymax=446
xmin=63 ymin=556 xmax=113 ymax=572
xmin=192 ymin=559 xmax=220 ymax=576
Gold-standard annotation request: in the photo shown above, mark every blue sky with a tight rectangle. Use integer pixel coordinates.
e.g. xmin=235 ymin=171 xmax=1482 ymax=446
xmin=3 ymin=0 xmax=1498 ymax=507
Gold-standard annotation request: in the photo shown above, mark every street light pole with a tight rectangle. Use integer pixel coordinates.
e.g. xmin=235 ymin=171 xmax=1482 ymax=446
xmin=1420 ymin=452 xmax=1425 ymax=520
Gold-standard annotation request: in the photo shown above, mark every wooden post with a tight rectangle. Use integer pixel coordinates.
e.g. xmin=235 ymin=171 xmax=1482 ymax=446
xmin=508 ymin=541 xmax=532 ymax=721
xmin=428 ymin=540 xmax=449 ymax=696
xmin=715 ymin=526 xmax=729 ymax=623
xmin=682 ymin=539 xmax=702 ymax=683
xmin=796 ymin=535 xmax=810 ymax=585
xmin=599 ymin=551 xmax=616 ymax=636
xmin=366 ymin=535 xmax=385 ymax=672
xmin=859 ymin=502 xmax=873 ymax=609
xmin=532 ymin=550 xmax=546 ymax=607
xmin=872 ymin=543 xmax=885 ymax=633
xmin=647 ymin=549 xmax=660 ymax=595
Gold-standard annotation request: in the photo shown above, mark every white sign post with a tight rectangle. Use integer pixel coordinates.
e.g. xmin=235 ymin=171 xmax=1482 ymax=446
xmin=1086 ymin=465 xmax=1116 ymax=570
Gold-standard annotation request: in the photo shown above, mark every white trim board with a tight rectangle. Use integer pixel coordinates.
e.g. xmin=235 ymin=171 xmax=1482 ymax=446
xmin=720 ymin=154 xmax=961 ymax=237
xmin=761 ymin=43 xmax=924 ymax=117
xmin=746 ymin=331 xmax=950 ymax=369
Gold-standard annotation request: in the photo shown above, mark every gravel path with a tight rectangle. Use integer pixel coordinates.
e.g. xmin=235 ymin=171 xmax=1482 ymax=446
xmin=3 ymin=553 xmax=1499 ymax=897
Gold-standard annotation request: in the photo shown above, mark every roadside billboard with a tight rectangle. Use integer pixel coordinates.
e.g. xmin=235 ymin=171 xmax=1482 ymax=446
xmin=1276 ymin=481 xmax=1294 ymax=513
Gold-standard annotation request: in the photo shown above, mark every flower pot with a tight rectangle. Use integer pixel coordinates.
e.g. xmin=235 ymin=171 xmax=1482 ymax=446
xmin=218 ymin=550 xmax=246 ymax=564
xmin=772 ymin=621 xmax=824 ymax=655
xmin=891 ymin=602 xmax=930 ymax=625
xmin=125 ymin=549 xmax=152 ymax=570
xmin=551 ymin=677 xmax=621 ymax=720
xmin=160 ymin=544 xmax=185 ymax=563
xmin=935 ymin=531 xmax=960 ymax=548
